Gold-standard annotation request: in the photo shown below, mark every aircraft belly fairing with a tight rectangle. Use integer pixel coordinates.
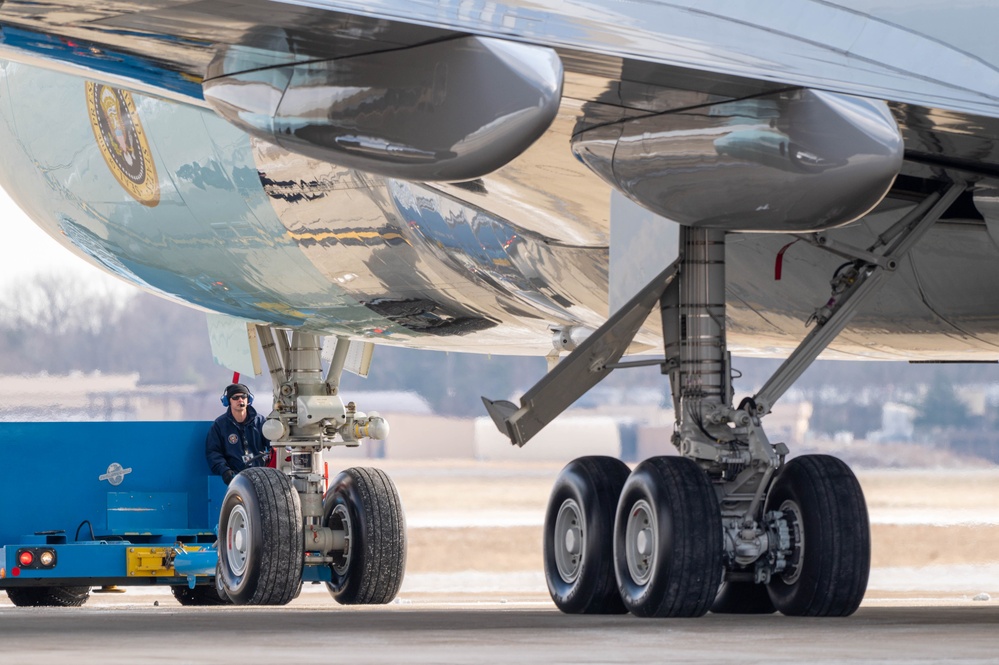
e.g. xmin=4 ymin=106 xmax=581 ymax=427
xmin=0 ymin=61 xmax=620 ymax=354
xmin=573 ymin=89 xmax=904 ymax=232
xmin=203 ymin=35 xmax=565 ymax=182
xmin=3 ymin=50 xmax=999 ymax=358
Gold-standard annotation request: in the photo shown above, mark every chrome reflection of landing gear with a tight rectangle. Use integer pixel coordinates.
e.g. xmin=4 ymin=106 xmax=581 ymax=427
xmin=543 ymin=456 xmax=629 ymax=614
xmin=765 ymin=455 xmax=870 ymax=616
xmin=613 ymin=457 xmax=722 ymax=618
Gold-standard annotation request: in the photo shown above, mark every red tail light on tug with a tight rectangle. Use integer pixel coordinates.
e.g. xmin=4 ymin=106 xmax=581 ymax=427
xmin=14 ymin=548 xmax=57 ymax=569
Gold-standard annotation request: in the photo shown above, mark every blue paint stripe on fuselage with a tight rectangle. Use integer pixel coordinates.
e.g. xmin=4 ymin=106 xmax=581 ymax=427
xmin=0 ymin=25 xmax=205 ymax=100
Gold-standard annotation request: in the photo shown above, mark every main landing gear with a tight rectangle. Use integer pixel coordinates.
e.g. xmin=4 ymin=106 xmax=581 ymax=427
xmin=486 ymin=183 xmax=965 ymax=618
xmin=216 ymin=331 xmax=405 ymax=606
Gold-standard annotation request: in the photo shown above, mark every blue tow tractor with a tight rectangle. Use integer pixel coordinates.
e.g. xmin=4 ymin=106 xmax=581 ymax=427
xmin=0 ymin=421 xmax=407 ymax=607
xmin=0 ymin=422 xmax=228 ymax=605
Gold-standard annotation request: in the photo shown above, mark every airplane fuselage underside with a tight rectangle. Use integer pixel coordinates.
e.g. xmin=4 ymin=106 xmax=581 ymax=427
xmin=2 ymin=61 xmax=999 ymax=361
xmin=3 ymin=0 xmax=998 ymax=619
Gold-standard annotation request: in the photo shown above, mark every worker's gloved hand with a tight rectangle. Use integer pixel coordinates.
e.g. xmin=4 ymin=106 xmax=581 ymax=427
xmin=222 ymin=469 xmax=236 ymax=485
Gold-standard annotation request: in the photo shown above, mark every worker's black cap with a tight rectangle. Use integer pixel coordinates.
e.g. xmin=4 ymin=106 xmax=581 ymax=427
xmin=225 ymin=383 xmax=251 ymax=399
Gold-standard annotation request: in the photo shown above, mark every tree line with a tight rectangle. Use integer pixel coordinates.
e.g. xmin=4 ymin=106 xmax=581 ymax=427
xmin=1 ymin=272 xmax=993 ymax=426
xmin=0 ymin=272 xmax=547 ymax=416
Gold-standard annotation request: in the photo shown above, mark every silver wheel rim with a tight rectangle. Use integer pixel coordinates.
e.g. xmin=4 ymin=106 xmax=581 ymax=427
xmin=331 ymin=504 xmax=353 ymax=576
xmin=625 ymin=499 xmax=656 ymax=585
xmin=226 ymin=503 xmax=250 ymax=576
xmin=553 ymin=498 xmax=584 ymax=583
xmin=779 ymin=499 xmax=805 ymax=585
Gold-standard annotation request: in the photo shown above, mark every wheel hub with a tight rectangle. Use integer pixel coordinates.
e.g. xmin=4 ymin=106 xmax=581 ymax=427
xmin=625 ymin=500 xmax=656 ymax=585
xmin=778 ymin=499 xmax=805 ymax=585
xmin=329 ymin=503 xmax=353 ymax=575
xmin=226 ymin=504 xmax=249 ymax=576
xmin=553 ymin=498 xmax=584 ymax=583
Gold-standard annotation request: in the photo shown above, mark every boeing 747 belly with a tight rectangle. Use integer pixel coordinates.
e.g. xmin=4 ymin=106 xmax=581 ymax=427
xmin=0 ymin=0 xmax=997 ymax=617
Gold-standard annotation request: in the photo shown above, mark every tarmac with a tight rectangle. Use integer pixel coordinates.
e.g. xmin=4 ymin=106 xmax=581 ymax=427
xmin=2 ymin=585 xmax=999 ymax=664
xmin=5 ymin=463 xmax=999 ymax=663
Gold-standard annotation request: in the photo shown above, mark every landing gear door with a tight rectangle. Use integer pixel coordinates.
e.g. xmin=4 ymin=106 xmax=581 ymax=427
xmin=206 ymin=313 xmax=263 ymax=377
xmin=321 ymin=337 xmax=374 ymax=379
xmin=610 ymin=190 xmax=681 ymax=316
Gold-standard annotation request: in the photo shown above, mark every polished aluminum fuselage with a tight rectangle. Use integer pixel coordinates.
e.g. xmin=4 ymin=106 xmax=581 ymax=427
xmin=1 ymin=1 xmax=998 ymax=359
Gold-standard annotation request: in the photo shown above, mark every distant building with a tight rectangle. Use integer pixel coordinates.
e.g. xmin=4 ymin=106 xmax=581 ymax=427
xmin=0 ymin=372 xmax=201 ymax=421
xmin=867 ymin=402 xmax=917 ymax=442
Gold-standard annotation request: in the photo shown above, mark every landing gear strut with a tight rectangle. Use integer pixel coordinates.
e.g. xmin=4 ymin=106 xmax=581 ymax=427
xmin=486 ymin=182 xmax=965 ymax=618
xmin=216 ymin=330 xmax=405 ymax=606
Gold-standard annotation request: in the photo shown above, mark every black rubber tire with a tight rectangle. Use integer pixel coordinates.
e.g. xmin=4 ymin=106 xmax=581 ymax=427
xmin=544 ymin=456 xmax=630 ymax=614
xmin=214 ymin=558 xmax=229 ymax=602
xmin=217 ymin=467 xmax=304 ymax=605
xmin=6 ymin=586 xmax=90 ymax=607
xmin=765 ymin=454 xmax=870 ymax=617
xmin=613 ymin=456 xmax=722 ymax=618
xmin=711 ymin=580 xmax=776 ymax=614
xmin=324 ymin=467 xmax=406 ymax=605
xmin=171 ymin=584 xmax=231 ymax=606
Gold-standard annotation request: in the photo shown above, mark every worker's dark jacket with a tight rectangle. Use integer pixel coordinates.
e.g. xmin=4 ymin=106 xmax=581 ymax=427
xmin=205 ymin=406 xmax=270 ymax=477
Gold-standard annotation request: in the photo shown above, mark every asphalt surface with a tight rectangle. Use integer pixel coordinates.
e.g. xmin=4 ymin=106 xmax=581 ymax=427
xmin=2 ymin=593 xmax=999 ymax=664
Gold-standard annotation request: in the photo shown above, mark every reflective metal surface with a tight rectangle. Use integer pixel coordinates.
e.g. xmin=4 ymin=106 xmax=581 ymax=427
xmin=251 ymin=136 xmax=613 ymax=348
xmin=573 ymin=89 xmax=903 ymax=231
xmin=2 ymin=2 xmax=999 ymax=360
xmin=204 ymin=36 xmax=563 ymax=181
xmin=279 ymin=0 xmax=999 ymax=119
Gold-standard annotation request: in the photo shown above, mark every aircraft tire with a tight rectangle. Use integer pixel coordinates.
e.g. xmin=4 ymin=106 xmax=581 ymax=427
xmin=544 ymin=456 xmax=630 ymax=614
xmin=170 ymin=583 xmax=231 ymax=606
xmin=324 ymin=467 xmax=406 ymax=605
xmin=217 ymin=467 xmax=304 ymax=605
xmin=613 ymin=456 xmax=722 ymax=617
xmin=5 ymin=586 xmax=90 ymax=607
xmin=765 ymin=454 xmax=870 ymax=617
xmin=711 ymin=580 xmax=776 ymax=614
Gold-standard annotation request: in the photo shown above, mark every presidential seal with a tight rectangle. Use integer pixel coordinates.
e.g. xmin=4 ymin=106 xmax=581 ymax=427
xmin=86 ymin=82 xmax=159 ymax=206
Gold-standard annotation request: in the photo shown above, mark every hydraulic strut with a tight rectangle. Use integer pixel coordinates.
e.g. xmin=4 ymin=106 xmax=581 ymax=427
xmin=257 ymin=329 xmax=389 ymax=564
xmin=484 ymin=181 xmax=966 ymax=584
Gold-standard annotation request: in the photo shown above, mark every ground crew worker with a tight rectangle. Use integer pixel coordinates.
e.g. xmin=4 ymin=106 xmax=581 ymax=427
xmin=206 ymin=383 xmax=270 ymax=484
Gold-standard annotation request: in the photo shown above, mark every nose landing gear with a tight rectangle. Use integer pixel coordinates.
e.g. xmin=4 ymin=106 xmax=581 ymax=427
xmin=216 ymin=331 xmax=405 ymax=606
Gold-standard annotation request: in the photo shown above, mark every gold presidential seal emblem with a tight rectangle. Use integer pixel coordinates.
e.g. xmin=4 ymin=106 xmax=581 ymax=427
xmin=86 ymin=82 xmax=159 ymax=207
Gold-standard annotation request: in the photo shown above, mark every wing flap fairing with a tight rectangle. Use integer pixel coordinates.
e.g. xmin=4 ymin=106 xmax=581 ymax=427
xmin=203 ymin=36 xmax=564 ymax=181
xmin=573 ymin=89 xmax=904 ymax=232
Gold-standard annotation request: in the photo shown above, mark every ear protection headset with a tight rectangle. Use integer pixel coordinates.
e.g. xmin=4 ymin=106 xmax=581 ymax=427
xmin=221 ymin=388 xmax=254 ymax=407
